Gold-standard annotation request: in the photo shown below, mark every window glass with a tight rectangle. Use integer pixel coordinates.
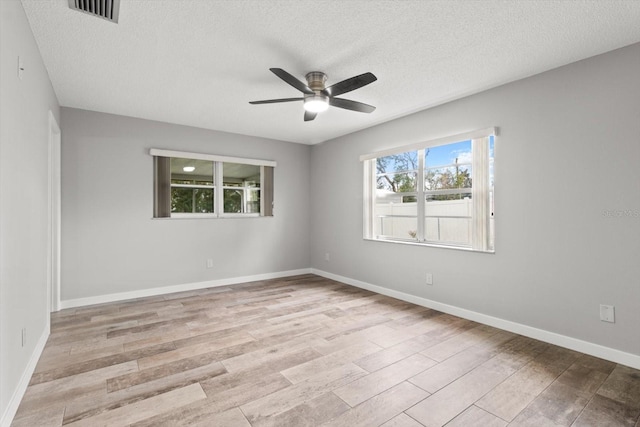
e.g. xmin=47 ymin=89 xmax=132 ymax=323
xmin=374 ymin=151 xmax=418 ymax=240
xmin=423 ymin=141 xmax=473 ymax=245
xmin=170 ymin=158 xmax=214 ymax=213
xmin=223 ymin=163 xmax=261 ymax=214
xmin=171 ymin=187 xmax=214 ymax=213
xmin=170 ymin=158 xmax=214 ymax=185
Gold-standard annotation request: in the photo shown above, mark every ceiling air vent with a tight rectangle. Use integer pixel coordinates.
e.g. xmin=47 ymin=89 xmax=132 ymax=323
xmin=68 ymin=0 xmax=120 ymax=23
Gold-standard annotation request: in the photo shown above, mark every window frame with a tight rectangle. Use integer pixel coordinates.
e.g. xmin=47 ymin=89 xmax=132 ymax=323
xmin=150 ymin=149 xmax=275 ymax=219
xmin=219 ymin=162 xmax=262 ymax=216
xmin=361 ymin=128 xmax=496 ymax=253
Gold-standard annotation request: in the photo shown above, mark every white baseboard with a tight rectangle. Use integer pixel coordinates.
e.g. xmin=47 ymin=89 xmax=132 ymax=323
xmin=54 ymin=267 xmax=640 ymax=370
xmin=311 ymin=268 xmax=640 ymax=370
xmin=60 ymin=268 xmax=313 ymax=309
xmin=1 ymin=326 xmax=50 ymax=427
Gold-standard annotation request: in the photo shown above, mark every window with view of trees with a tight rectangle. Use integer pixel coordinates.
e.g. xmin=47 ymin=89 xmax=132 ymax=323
xmin=361 ymin=128 xmax=495 ymax=252
xmin=150 ymin=149 xmax=275 ymax=219
xmin=170 ymin=158 xmax=215 ymax=213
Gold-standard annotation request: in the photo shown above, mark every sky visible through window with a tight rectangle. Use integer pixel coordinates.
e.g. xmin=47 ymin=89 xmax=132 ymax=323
xmin=378 ymin=136 xmax=494 ymax=190
xmin=381 ymin=136 xmax=493 ymax=170
xmin=426 ymin=140 xmax=472 ymax=167
xmin=428 ymin=136 xmax=495 ymax=186
xmin=426 ymin=136 xmax=494 ymax=167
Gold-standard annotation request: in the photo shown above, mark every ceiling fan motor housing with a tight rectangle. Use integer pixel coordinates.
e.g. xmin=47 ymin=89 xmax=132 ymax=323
xmin=305 ymin=72 xmax=327 ymax=92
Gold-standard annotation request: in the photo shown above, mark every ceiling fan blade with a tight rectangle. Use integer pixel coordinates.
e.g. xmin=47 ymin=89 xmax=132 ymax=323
xmin=249 ymin=97 xmax=303 ymax=104
xmin=324 ymin=72 xmax=377 ymax=97
xmin=329 ymin=98 xmax=376 ymax=113
xmin=270 ymin=68 xmax=315 ymax=95
xmin=304 ymin=111 xmax=317 ymax=122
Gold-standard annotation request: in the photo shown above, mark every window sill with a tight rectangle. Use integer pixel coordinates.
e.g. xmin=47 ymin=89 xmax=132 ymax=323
xmin=363 ymin=237 xmax=495 ymax=254
xmin=152 ymin=213 xmax=264 ymax=220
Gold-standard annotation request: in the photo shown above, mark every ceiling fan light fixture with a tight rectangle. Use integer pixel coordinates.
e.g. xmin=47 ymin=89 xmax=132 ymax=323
xmin=303 ymin=94 xmax=329 ymax=113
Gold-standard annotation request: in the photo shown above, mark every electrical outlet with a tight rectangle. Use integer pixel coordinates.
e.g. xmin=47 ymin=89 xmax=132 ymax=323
xmin=426 ymin=273 xmax=433 ymax=285
xmin=21 ymin=328 xmax=26 ymax=347
xmin=206 ymin=259 xmax=214 ymax=269
xmin=325 ymin=253 xmax=330 ymax=262
xmin=599 ymin=304 xmax=615 ymax=323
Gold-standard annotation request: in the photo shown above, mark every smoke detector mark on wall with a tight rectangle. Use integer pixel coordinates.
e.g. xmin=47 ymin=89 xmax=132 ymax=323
xmin=68 ymin=0 xmax=120 ymax=23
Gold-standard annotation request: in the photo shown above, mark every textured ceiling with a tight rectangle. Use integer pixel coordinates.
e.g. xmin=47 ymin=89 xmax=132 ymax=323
xmin=20 ymin=0 xmax=640 ymax=145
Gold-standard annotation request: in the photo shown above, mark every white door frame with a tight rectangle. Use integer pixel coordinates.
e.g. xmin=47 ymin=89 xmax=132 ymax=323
xmin=47 ymin=111 xmax=61 ymax=314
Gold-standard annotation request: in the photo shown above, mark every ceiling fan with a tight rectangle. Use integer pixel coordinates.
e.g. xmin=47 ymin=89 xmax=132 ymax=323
xmin=250 ymin=68 xmax=377 ymax=122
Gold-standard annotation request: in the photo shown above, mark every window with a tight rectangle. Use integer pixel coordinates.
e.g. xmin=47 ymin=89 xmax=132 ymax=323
xmin=151 ymin=149 xmax=275 ymax=218
xmin=362 ymin=128 xmax=495 ymax=252
xmin=222 ymin=163 xmax=261 ymax=214
xmin=170 ymin=158 xmax=215 ymax=214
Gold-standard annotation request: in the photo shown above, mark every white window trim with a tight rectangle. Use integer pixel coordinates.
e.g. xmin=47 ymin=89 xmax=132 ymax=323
xmin=168 ymin=213 xmax=218 ymax=219
xmin=162 ymin=213 xmax=261 ymax=219
xmin=170 ymin=183 xmax=214 ymax=189
xmin=359 ymin=127 xmax=496 ymax=161
xmin=219 ymin=213 xmax=261 ymax=218
xmin=150 ymin=148 xmax=276 ymax=168
xmin=362 ymin=128 xmax=497 ymax=253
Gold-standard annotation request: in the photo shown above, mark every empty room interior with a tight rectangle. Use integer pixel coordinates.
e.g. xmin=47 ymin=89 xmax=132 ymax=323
xmin=2 ymin=1 xmax=640 ymax=426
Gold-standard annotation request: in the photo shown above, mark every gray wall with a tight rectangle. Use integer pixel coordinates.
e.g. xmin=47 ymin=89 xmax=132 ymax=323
xmin=2 ymin=6 xmax=637 ymax=422
xmin=61 ymin=109 xmax=311 ymax=301
xmin=311 ymin=43 xmax=640 ymax=356
xmin=0 ymin=0 xmax=60 ymax=420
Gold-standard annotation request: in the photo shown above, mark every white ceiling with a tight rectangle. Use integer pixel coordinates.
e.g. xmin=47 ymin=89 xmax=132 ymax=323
xmin=21 ymin=0 xmax=640 ymax=145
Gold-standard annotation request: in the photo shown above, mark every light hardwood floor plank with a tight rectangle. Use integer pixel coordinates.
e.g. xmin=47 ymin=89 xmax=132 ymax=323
xmin=409 ymin=330 xmax=518 ymax=394
xmin=10 ymin=274 xmax=640 ymax=427
xmin=249 ymin=392 xmax=350 ymax=427
xmin=62 ymin=361 xmax=226 ymax=424
xmin=380 ymin=413 xmax=425 ymax=427
xmin=132 ymin=373 xmax=292 ymax=426
xmin=15 ymin=361 xmax=138 ymax=417
xmin=280 ymin=340 xmax=382 ymax=384
xmin=65 ymin=383 xmax=207 ymax=427
xmin=444 ymin=405 xmax=507 ymax=427
xmin=354 ymin=317 xmax=476 ymax=372
xmin=474 ymin=354 xmax=569 ymax=421
xmin=323 ymin=381 xmax=429 ymax=427
xmin=406 ymin=337 xmax=545 ymax=427
xmin=240 ymin=363 xmax=368 ymax=425
xmin=334 ymin=353 xmax=437 ymax=407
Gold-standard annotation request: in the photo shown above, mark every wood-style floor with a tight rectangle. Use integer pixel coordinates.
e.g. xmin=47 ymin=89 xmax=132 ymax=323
xmin=12 ymin=274 xmax=640 ymax=426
